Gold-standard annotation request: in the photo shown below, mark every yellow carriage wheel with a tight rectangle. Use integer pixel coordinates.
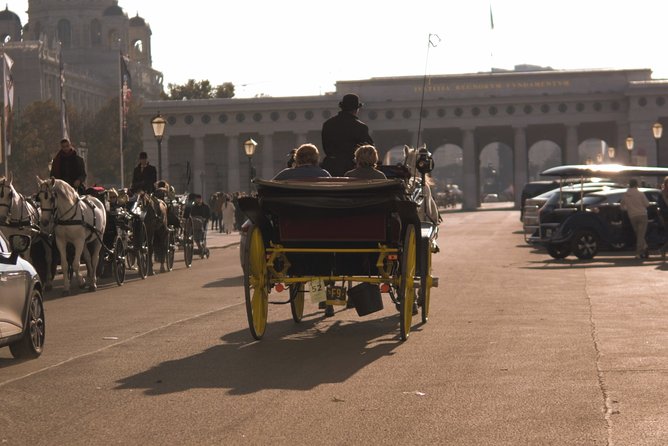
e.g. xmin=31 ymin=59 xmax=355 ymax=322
xmin=400 ymin=225 xmax=417 ymax=341
xmin=244 ymin=226 xmax=269 ymax=340
xmin=290 ymin=283 xmax=305 ymax=323
xmin=420 ymin=247 xmax=432 ymax=324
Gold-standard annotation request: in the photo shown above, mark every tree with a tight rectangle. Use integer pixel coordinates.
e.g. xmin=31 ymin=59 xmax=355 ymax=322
xmin=214 ymin=82 xmax=235 ymax=99
xmin=166 ymin=79 xmax=235 ymax=100
xmin=7 ymin=101 xmax=83 ymax=193
xmin=83 ymin=97 xmax=143 ymax=187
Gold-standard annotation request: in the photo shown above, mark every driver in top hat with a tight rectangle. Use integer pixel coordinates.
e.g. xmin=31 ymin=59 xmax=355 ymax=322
xmin=321 ymin=93 xmax=374 ymax=176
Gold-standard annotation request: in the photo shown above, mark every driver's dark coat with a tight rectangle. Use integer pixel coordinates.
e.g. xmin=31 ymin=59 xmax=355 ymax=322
xmin=131 ymin=163 xmax=157 ymax=194
xmin=321 ymin=111 xmax=373 ymax=176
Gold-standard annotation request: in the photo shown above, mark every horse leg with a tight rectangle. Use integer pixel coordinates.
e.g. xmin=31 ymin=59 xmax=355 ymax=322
xmin=56 ymin=239 xmax=71 ymax=295
xmin=87 ymin=241 xmax=101 ymax=291
xmin=45 ymin=243 xmax=54 ymax=291
xmin=71 ymin=241 xmax=86 ymax=289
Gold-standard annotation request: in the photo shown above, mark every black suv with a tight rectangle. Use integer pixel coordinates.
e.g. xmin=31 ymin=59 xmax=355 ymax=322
xmin=542 ymin=188 xmax=664 ymax=259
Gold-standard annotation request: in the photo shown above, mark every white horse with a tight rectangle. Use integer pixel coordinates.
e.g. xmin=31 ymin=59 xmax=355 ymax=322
xmin=0 ymin=177 xmax=55 ymax=290
xmin=36 ymin=177 xmax=106 ymax=295
xmin=403 ymin=145 xmax=442 ymax=225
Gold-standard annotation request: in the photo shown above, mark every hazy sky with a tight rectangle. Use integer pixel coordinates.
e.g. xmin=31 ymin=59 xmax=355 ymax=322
xmin=7 ymin=0 xmax=668 ymax=98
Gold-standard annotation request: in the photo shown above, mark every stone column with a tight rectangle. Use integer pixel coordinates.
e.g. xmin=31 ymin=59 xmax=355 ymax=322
xmin=193 ymin=135 xmax=205 ymax=195
xmin=513 ymin=127 xmax=528 ymax=209
xmin=261 ymin=133 xmax=274 ymax=179
xmin=227 ymin=134 xmax=240 ymax=192
xmin=565 ymin=125 xmax=579 ymax=164
xmin=462 ymin=128 xmax=478 ymax=210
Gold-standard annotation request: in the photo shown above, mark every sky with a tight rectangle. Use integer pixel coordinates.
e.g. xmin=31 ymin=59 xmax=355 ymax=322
xmin=6 ymin=0 xmax=668 ymax=98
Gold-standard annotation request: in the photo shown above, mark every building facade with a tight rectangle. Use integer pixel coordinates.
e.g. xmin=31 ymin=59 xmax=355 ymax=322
xmin=141 ymin=67 xmax=668 ymax=209
xmin=0 ymin=0 xmax=162 ymax=117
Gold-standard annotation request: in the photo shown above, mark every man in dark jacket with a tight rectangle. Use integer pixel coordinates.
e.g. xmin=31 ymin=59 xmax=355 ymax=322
xmin=50 ymin=138 xmax=86 ymax=193
xmin=321 ymin=93 xmax=374 ymax=176
xmin=130 ymin=152 xmax=157 ymax=194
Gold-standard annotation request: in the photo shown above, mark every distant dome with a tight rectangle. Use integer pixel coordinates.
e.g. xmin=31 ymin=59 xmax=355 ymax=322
xmin=103 ymin=2 xmax=124 ymax=16
xmin=0 ymin=6 xmax=20 ymax=23
xmin=129 ymin=14 xmax=146 ymax=27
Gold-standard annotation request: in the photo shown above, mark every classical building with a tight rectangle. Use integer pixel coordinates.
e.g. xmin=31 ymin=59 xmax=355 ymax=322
xmin=0 ymin=0 xmax=162 ymax=117
xmin=141 ymin=67 xmax=668 ymax=209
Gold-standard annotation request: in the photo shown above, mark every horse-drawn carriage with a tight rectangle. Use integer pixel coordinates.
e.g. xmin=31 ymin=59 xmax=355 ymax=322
xmin=238 ymin=146 xmax=440 ymax=341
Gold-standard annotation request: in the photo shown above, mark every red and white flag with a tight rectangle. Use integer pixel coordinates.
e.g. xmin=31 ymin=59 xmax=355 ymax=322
xmin=3 ymin=52 xmax=13 ymax=159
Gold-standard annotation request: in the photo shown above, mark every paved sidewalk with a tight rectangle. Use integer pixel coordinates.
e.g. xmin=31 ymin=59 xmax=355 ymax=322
xmin=204 ymin=228 xmax=241 ymax=249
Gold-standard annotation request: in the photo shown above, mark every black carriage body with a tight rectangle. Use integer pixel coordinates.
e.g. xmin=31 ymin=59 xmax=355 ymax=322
xmin=240 ymin=178 xmax=421 ymax=277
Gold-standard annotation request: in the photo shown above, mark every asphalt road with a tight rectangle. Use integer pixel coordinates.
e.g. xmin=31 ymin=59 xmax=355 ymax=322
xmin=1 ymin=210 xmax=666 ymax=445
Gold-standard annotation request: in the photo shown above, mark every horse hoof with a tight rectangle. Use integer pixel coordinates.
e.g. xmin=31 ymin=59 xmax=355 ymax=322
xmin=160 ymin=266 xmax=166 ymax=273
xmin=88 ymin=284 xmax=97 ymax=292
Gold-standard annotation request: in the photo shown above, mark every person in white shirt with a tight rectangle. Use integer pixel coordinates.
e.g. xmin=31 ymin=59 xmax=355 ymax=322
xmin=620 ymin=179 xmax=650 ymax=259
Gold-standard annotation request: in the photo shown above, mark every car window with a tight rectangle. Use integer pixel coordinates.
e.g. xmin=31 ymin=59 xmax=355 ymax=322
xmin=574 ymin=195 xmax=606 ymax=206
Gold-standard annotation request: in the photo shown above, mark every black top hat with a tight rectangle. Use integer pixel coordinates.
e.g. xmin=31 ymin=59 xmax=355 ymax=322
xmin=339 ymin=93 xmax=363 ymax=111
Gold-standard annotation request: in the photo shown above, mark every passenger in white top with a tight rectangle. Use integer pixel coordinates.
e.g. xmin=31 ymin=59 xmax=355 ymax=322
xmin=620 ymin=179 xmax=650 ymax=258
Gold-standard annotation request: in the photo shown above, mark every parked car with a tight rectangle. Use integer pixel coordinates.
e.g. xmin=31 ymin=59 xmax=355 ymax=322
xmin=543 ymin=188 xmax=663 ymax=259
xmin=0 ymin=234 xmax=45 ymax=359
xmin=523 ymin=182 xmax=623 ymax=242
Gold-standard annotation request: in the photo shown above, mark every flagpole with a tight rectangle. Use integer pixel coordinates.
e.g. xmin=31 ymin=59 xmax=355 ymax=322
xmin=2 ymin=52 xmax=7 ymax=178
xmin=118 ymin=50 xmax=124 ymax=188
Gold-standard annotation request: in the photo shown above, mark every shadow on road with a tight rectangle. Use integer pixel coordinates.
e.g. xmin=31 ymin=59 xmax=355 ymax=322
xmin=202 ymin=275 xmax=244 ymax=288
xmin=522 ymin=256 xmax=664 ymax=269
xmin=115 ymin=314 xmax=401 ymax=396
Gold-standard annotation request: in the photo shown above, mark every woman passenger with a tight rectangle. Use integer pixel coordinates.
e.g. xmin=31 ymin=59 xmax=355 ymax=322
xmin=344 ymin=145 xmax=387 ymax=180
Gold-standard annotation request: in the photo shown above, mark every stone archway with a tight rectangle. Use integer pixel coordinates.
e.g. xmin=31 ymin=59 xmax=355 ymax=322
xmin=579 ymin=138 xmax=615 ymax=165
xmin=479 ymin=142 xmax=514 ymax=202
xmin=431 ymin=144 xmax=463 ymax=193
xmin=528 ymin=140 xmax=561 ymax=181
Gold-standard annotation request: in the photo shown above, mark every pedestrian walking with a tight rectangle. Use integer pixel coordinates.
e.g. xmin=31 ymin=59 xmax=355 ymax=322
xmin=620 ymin=179 xmax=650 ymax=259
xmin=222 ymin=194 xmax=235 ymax=234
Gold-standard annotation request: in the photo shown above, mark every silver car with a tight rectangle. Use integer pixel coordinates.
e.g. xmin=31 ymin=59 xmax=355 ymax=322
xmin=0 ymin=234 xmax=45 ymax=359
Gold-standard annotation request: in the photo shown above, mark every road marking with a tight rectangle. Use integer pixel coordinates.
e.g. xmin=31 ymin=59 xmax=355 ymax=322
xmin=0 ymin=301 xmax=244 ymax=388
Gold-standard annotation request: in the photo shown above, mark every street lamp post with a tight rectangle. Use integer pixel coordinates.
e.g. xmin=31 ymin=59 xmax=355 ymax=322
xmin=608 ymin=146 xmax=615 ymax=161
xmin=652 ymin=122 xmax=663 ymax=165
xmin=151 ymin=112 xmax=166 ymax=180
xmin=243 ymin=138 xmax=258 ymax=193
xmin=626 ymin=135 xmax=634 ymax=165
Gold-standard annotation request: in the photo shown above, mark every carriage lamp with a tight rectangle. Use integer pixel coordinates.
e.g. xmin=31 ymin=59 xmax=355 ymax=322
xmin=625 ymin=135 xmax=634 ymax=165
xmin=244 ymin=138 xmax=258 ymax=193
xmin=595 ymin=153 xmax=603 ymax=164
xmin=151 ymin=112 xmax=167 ymax=180
xmin=653 ymin=122 xmax=663 ymax=165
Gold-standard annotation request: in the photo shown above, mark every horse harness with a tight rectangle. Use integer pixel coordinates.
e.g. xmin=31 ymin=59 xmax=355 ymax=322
xmin=0 ymin=184 xmax=40 ymax=232
xmin=42 ymin=188 xmax=102 ymax=243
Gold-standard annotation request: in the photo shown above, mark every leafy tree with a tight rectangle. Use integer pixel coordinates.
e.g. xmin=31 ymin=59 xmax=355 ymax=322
xmin=166 ymin=79 xmax=235 ymax=99
xmin=7 ymin=101 xmax=83 ymax=193
xmin=83 ymin=97 xmax=143 ymax=187
xmin=214 ymin=82 xmax=235 ymax=99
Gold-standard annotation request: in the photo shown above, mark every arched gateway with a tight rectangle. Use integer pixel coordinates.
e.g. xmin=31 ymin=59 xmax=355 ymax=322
xmin=141 ymin=67 xmax=668 ymax=209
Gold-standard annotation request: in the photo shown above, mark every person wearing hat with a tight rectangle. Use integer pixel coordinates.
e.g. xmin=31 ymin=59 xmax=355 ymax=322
xmin=130 ymin=151 xmax=157 ymax=195
xmin=321 ymin=93 xmax=374 ymax=176
xmin=50 ymin=138 xmax=87 ymax=194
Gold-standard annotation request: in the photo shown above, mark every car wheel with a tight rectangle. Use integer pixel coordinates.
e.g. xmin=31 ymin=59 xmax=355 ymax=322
xmin=9 ymin=289 xmax=45 ymax=359
xmin=547 ymin=242 xmax=571 ymax=259
xmin=572 ymin=230 xmax=599 ymax=260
